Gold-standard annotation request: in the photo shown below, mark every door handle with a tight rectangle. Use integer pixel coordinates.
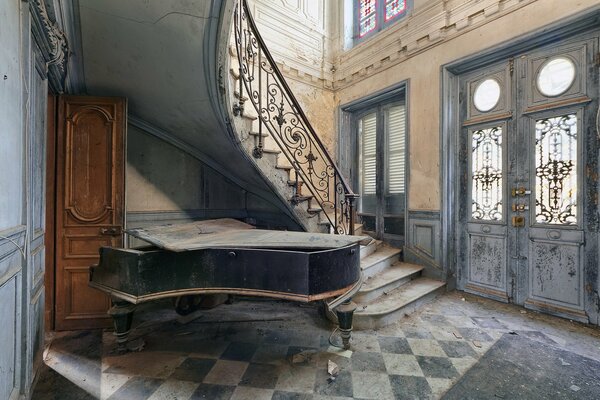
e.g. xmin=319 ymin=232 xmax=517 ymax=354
xmin=511 ymin=187 xmax=531 ymax=197
xmin=512 ymin=203 xmax=529 ymax=212
xmin=100 ymin=227 xmax=122 ymax=236
xmin=511 ymin=216 xmax=525 ymax=227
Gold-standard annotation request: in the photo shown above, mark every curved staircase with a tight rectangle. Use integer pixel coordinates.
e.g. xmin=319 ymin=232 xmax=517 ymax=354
xmin=221 ymin=0 xmax=445 ymax=329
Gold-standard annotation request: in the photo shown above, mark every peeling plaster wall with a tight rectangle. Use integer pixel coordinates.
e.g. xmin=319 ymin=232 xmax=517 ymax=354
xmin=125 ymin=125 xmax=297 ymax=230
xmin=126 ymin=124 xmax=247 ymax=213
xmin=333 ymin=0 xmax=600 ymax=210
xmin=249 ymin=0 xmax=338 ymax=157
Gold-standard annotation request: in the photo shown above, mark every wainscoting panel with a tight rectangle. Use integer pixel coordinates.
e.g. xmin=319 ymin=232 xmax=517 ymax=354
xmin=405 ymin=210 xmax=443 ymax=280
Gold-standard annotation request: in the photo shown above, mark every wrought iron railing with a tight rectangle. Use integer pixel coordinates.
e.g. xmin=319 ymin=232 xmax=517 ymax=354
xmin=232 ymin=0 xmax=358 ymax=235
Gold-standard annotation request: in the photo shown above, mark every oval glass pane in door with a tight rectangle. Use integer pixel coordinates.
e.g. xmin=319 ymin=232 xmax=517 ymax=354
xmin=473 ymin=79 xmax=501 ymax=112
xmin=536 ymin=57 xmax=576 ymax=97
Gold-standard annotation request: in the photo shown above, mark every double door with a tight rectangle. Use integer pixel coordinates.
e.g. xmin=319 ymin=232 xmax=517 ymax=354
xmin=457 ymin=35 xmax=599 ymax=322
xmin=356 ymin=101 xmax=406 ymax=242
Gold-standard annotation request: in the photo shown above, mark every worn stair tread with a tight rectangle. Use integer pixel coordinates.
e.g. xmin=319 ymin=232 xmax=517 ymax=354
xmin=360 ymin=262 xmax=423 ymax=293
xmin=307 ymin=208 xmax=323 ymax=214
xmin=290 ymin=195 xmax=313 ymax=202
xmin=249 ymin=131 xmax=269 ymax=138
xmin=262 ymin=148 xmax=281 ymax=154
xmin=360 ymin=239 xmax=383 ymax=258
xmin=276 ymin=164 xmax=293 ymax=170
xmin=356 ymin=278 xmax=446 ymax=316
xmin=361 ymin=246 xmax=402 ymax=270
xmin=229 ymin=67 xmax=240 ymax=79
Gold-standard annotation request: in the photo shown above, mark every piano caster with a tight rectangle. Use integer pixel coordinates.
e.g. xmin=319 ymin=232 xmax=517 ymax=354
xmin=109 ymin=300 xmax=136 ymax=353
xmin=335 ymin=300 xmax=357 ymax=350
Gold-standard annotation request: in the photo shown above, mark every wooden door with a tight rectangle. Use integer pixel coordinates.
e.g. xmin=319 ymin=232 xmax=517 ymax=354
xmin=55 ymin=96 xmax=126 ymax=330
xmin=456 ymin=33 xmax=599 ymax=323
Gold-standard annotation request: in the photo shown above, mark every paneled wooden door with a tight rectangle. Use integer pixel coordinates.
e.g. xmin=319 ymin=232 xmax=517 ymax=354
xmin=457 ymin=33 xmax=599 ymax=323
xmin=55 ymin=96 xmax=126 ymax=330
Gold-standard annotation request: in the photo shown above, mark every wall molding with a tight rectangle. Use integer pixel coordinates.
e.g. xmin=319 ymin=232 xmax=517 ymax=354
xmin=0 ymin=225 xmax=26 ymax=288
xmin=29 ymin=0 xmax=69 ymax=92
xmin=333 ymin=0 xmax=543 ymax=89
xmin=404 ymin=210 xmax=443 ymax=281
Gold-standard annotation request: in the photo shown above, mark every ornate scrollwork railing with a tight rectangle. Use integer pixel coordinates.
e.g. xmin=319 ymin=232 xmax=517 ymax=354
xmin=232 ymin=0 xmax=358 ymax=235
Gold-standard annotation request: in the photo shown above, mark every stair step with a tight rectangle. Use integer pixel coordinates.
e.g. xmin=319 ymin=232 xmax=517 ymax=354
xmin=233 ymin=90 xmax=248 ymax=101
xmin=262 ymin=148 xmax=281 ymax=155
xmin=307 ymin=208 xmax=323 ymax=214
xmin=353 ymin=278 xmax=446 ymax=330
xmin=290 ymin=195 xmax=312 ymax=204
xmin=228 ymin=44 xmax=237 ymax=57
xmin=249 ymin=131 xmax=269 ymax=138
xmin=229 ymin=67 xmax=240 ymax=80
xmin=360 ymin=239 xmax=383 ymax=259
xmin=354 ymin=262 xmax=424 ymax=304
xmin=276 ymin=164 xmax=293 ymax=171
xmin=361 ymin=246 xmax=402 ymax=278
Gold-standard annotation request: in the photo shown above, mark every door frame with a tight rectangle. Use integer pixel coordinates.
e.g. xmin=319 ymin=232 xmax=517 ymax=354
xmin=339 ymin=80 xmax=410 ymax=245
xmin=441 ymin=8 xmax=600 ymax=322
xmin=44 ymin=93 xmax=57 ymax=331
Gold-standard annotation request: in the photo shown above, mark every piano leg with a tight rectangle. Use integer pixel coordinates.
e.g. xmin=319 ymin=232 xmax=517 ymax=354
xmin=335 ymin=300 xmax=357 ymax=350
xmin=108 ymin=299 xmax=136 ymax=353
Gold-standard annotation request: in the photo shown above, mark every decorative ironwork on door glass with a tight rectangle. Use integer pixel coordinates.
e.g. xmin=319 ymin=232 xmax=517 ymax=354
xmin=535 ymin=114 xmax=578 ymax=225
xmin=471 ymin=126 xmax=503 ymax=221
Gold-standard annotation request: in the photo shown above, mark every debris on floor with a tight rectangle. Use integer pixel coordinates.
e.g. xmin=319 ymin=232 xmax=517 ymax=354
xmin=327 ymin=360 xmax=339 ymax=377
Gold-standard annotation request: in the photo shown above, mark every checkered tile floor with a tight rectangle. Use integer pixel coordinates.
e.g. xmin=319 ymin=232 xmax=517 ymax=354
xmin=39 ymin=292 xmax=600 ymax=400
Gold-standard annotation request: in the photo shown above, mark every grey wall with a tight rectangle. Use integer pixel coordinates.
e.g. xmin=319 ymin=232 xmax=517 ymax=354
xmin=0 ymin=1 xmax=51 ymax=398
xmin=125 ymin=124 xmax=301 ymax=247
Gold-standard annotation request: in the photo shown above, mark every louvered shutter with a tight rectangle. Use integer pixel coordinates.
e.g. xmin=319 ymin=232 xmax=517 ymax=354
xmin=387 ymin=105 xmax=406 ymax=194
xmin=360 ymin=113 xmax=377 ymax=195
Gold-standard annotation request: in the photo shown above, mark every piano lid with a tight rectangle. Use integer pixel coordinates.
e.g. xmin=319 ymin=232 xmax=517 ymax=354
xmin=126 ymin=218 xmax=373 ymax=252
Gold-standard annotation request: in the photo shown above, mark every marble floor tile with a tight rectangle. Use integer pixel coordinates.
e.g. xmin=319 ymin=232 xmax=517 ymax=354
xmin=251 ymin=344 xmax=289 ymax=365
xmin=189 ymin=383 xmax=235 ymax=400
xmin=275 ymin=365 xmax=318 ymax=393
xmin=146 ymin=379 xmax=199 ymax=400
xmin=437 ymin=341 xmax=478 ymax=358
xmin=351 ymin=352 xmax=386 ymax=373
xmin=313 ymin=370 xmax=353 ymax=398
xmin=100 ymin=373 xmax=133 ymax=400
xmin=382 ymin=353 xmax=424 ymax=377
xmin=239 ymin=363 xmax=281 ymax=389
xmin=388 ymin=375 xmax=433 ymax=400
xmin=350 ymin=371 xmax=393 ymax=399
xmin=272 ymin=390 xmax=314 ymax=400
xmin=377 ymin=336 xmax=412 ymax=354
xmin=203 ymin=360 xmax=248 ymax=386
xmin=168 ymin=358 xmax=216 ymax=383
xmin=103 ymin=352 xmax=186 ymax=379
xmin=416 ymin=356 xmax=459 ymax=379
xmin=220 ymin=342 xmax=259 ymax=362
xmin=407 ymin=339 xmax=447 ymax=358
xmin=106 ymin=377 xmax=163 ymax=400
xmin=230 ymin=386 xmax=274 ymax=400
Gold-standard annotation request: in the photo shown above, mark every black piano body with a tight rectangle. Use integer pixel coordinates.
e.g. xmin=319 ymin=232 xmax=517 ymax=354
xmin=89 ymin=219 xmax=368 ymax=350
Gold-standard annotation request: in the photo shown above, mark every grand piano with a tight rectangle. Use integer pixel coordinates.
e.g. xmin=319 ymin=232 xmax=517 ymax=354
xmin=89 ymin=219 xmax=370 ymax=350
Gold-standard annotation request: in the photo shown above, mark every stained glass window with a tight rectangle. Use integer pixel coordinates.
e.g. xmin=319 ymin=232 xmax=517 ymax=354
xmin=471 ymin=127 xmax=503 ymax=221
xmin=356 ymin=0 xmax=408 ymax=40
xmin=359 ymin=0 xmax=377 ymax=37
xmin=535 ymin=114 xmax=578 ymax=225
xmin=385 ymin=0 xmax=407 ymax=21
